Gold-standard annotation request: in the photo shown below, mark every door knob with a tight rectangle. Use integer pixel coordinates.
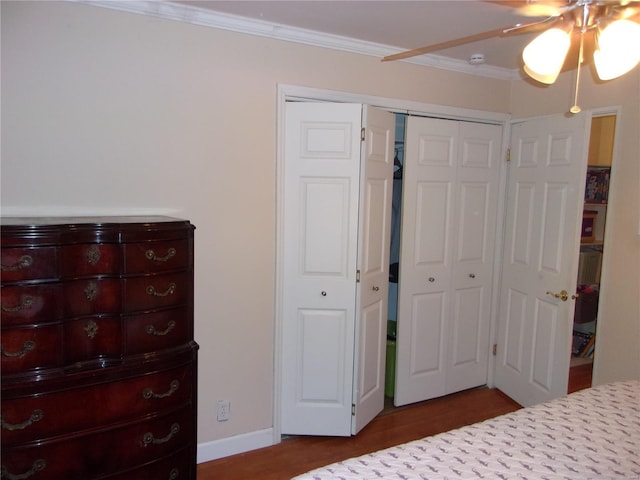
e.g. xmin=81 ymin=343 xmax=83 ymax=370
xmin=546 ymin=290 xmax=569 ymax=302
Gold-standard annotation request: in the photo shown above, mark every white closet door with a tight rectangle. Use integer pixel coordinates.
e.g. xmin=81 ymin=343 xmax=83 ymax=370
xmin=352 ymin=105 xmax=395 ymax=434
xmin=494 ymin=113 xmax=589 ymax=407
xmin=395 ymin=117 xmax=500 ymax=407
xmin=448 ymin=122 xmax=502 ymax=393
xmin=282 ymin=102 xmax=362 ymax=435
xmin=395 ymin=117 xmax=458 ymax=406
xmin=281 ymin=103 xmax=394 ymax=436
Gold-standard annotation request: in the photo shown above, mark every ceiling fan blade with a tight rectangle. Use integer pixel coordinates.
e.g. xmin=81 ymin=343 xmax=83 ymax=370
xmin=502 ymin=14 xmax=562 ymax=33
xmin=382 ymin=16 xmax=559 ymax=62
xmin=382 ymin=26 xmax=508 ymax=62
xmin=486 ymin=1 xmax=569 ymax=17
xmin=616 ymin=5 xmax=640 ymax=21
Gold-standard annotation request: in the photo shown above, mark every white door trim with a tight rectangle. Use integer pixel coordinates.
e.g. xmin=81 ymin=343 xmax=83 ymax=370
xmin=274 ymin=84 xmax=511 ymax=443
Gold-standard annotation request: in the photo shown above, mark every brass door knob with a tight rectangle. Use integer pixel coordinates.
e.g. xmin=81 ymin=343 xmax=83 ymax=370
xmin=546 ymin=290 xmax=569 ymax=301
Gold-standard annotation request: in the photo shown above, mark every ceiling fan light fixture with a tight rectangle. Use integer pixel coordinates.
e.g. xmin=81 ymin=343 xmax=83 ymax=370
xmin=522 ymin=27 xmax=572 ymax=84
xmin=594 ymin=19 xmax=640 ymax=80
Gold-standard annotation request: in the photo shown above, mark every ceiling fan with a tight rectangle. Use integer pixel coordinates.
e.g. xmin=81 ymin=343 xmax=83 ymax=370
xmin=382 ymin=1 xmax=640 ymax=112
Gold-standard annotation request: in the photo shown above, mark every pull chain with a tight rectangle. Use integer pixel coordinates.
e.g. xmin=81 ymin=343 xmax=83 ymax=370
xmin=570 ymin=7 xmax=588 ymax=114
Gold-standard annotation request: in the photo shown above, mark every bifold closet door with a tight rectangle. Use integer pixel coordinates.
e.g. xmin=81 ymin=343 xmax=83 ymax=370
xmin=395 ymin=116 xmax=501 ymax=407
xmin=281 ymin=102 xmax=394 ymax=435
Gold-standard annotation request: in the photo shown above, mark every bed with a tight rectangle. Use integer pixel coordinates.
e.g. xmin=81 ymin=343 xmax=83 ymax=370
xmin=293 ymin=380 xmax=640 ymax=480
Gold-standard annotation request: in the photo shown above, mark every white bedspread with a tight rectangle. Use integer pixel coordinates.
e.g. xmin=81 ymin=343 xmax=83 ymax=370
xmin=293 ymin=380 xmax=640 ymax=480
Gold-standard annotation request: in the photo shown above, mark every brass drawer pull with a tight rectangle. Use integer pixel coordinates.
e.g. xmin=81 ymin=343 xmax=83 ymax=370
xmin=142 ymin=380 xmax=180 ymax=400
xmin=142 ymin=422 xmax=180 ymax=446
xmin=84 ymin=320 xmax=99 ymax=339
xmin=146 ymin=283 xmax=176 ymax=297
xmin=145 ymin=248 xmax=176 ymax=263
xmin=1 ymin=255 xmax=33 ymax=272
xmin=84 ymin=281 xmax=98 ymax=301
xmin=1 ymin=340 xmax=36 ymax=358
xmin=146 ymin=321 xmax=176 ymax=336
xmin=1 ymin=295 xmax=34 ymax=313
xmin=1 ymin=409 xmax=44 ymax=431
xmin=85 ymin=245 xmax=101 ymax=265
xmin=0 ymin=459 xmax=46 ymax=480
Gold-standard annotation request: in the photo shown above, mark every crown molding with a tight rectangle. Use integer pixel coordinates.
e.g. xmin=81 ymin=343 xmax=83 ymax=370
xmin=74 ymin=0 xmax=520 ymax=81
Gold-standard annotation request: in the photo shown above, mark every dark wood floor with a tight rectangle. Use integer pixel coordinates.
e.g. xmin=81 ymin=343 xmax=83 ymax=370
xmin=197 ymin=363 xmax=592 ymax=480
xmin=567 ymin=361 xmax=593 ymax=393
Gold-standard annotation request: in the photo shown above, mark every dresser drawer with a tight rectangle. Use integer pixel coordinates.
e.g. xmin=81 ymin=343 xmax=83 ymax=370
xmin=0 ymin=284 xmax=63 ymax=325
xmin=1 ymin=324 xmax=62 ymax=374
xmin=1 ymin=406 xmax=194 ymax=479
xmin=103 ymin=447 xmax=193 ymax=480
xmin=1 ymin=247 xmax=58 ymax=282
xmin=63 ymin=278 xmax=121 ymax=315
xmin=124 ymin=272 xmax=189 ymax=312
xmin=61 ymin=243 xmax=121 ymax=277
xmin=64 ymin=314 xmax=122 ymax=365
xmin=1 ymin=363 xmax=194 ymax=444
xmin=124 ymin=239 xmax=190 ymax=274
xmin=123 ymin=307 xmax=190 ymax=354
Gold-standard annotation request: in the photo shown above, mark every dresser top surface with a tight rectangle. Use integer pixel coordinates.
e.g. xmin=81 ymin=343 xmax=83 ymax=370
xmin=1 ymin=215 xmax=187 ymax=226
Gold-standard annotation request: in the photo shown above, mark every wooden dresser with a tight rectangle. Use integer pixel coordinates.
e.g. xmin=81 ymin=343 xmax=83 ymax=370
xmin=0 ymin=216 xmax=197 ymax=480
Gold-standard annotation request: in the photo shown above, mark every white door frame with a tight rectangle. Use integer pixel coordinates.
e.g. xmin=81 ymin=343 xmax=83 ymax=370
xmin=274 ymin=84 xmax=510 ymax=443
xmin=578 ymin=107 xmax=622 ymax=388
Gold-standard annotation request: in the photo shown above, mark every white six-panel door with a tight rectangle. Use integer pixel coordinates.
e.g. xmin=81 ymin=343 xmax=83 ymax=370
xmin=494 ymin=113 xmax=589 ymax=407
xmin=395 ymin=116 xmax=501 ymax=406
xmin=352 ymin=106 xmax=394 ymax=434
xmin=281 ymin=102 xmax=394 ymax=436
xmin=449 ymin=121 xmax=503 ymax=394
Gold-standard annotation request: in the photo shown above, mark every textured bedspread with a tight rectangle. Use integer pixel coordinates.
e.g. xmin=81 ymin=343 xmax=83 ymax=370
xmin=293 ymin=380 xmax=640 ymax=480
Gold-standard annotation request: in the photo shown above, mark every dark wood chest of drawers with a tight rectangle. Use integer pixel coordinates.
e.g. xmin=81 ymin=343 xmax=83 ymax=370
xmin=1 ymin=216 xmax=197 ymax=480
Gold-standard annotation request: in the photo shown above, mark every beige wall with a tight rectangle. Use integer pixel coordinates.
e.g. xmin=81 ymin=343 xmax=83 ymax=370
xmin=510 ymin=70 xmax=640 ymax=386
xmin=2 ymin=0 xmax=638 ymax=456
xmin=0 ymin=1 xmax=511 ymax=449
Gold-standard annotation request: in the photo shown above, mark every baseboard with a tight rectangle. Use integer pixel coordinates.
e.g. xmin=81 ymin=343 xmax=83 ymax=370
xmin=197 ymin=428 xmax=277 ymax=464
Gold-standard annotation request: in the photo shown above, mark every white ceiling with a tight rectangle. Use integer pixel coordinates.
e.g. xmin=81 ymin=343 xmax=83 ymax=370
xmin=174 ymin=1 xmax=545 ymax=73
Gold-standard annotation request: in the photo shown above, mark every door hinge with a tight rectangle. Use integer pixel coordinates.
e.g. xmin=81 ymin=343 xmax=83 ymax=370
xmin=352 ymin=404 xmax=356 ymax=416
xmin=506 ymin=147 xmax=511 ymax=162
xmin=361 ymin=127 xmax=365 ymax=142
xmin=356 ymin=270 xmax=361 ymax=283
xmin=493 ymin=343 xmax=498 ymax=356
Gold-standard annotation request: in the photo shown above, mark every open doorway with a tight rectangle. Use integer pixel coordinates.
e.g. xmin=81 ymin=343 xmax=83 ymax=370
xmin=384 ymin=114 xmax=406 ymax=407
xmin=569 ymin=114 xmax=616 ymax=393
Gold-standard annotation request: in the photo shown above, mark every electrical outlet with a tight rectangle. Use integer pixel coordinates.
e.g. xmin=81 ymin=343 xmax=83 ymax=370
xmin=216 ymin=400 xmax=230 ymax=421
